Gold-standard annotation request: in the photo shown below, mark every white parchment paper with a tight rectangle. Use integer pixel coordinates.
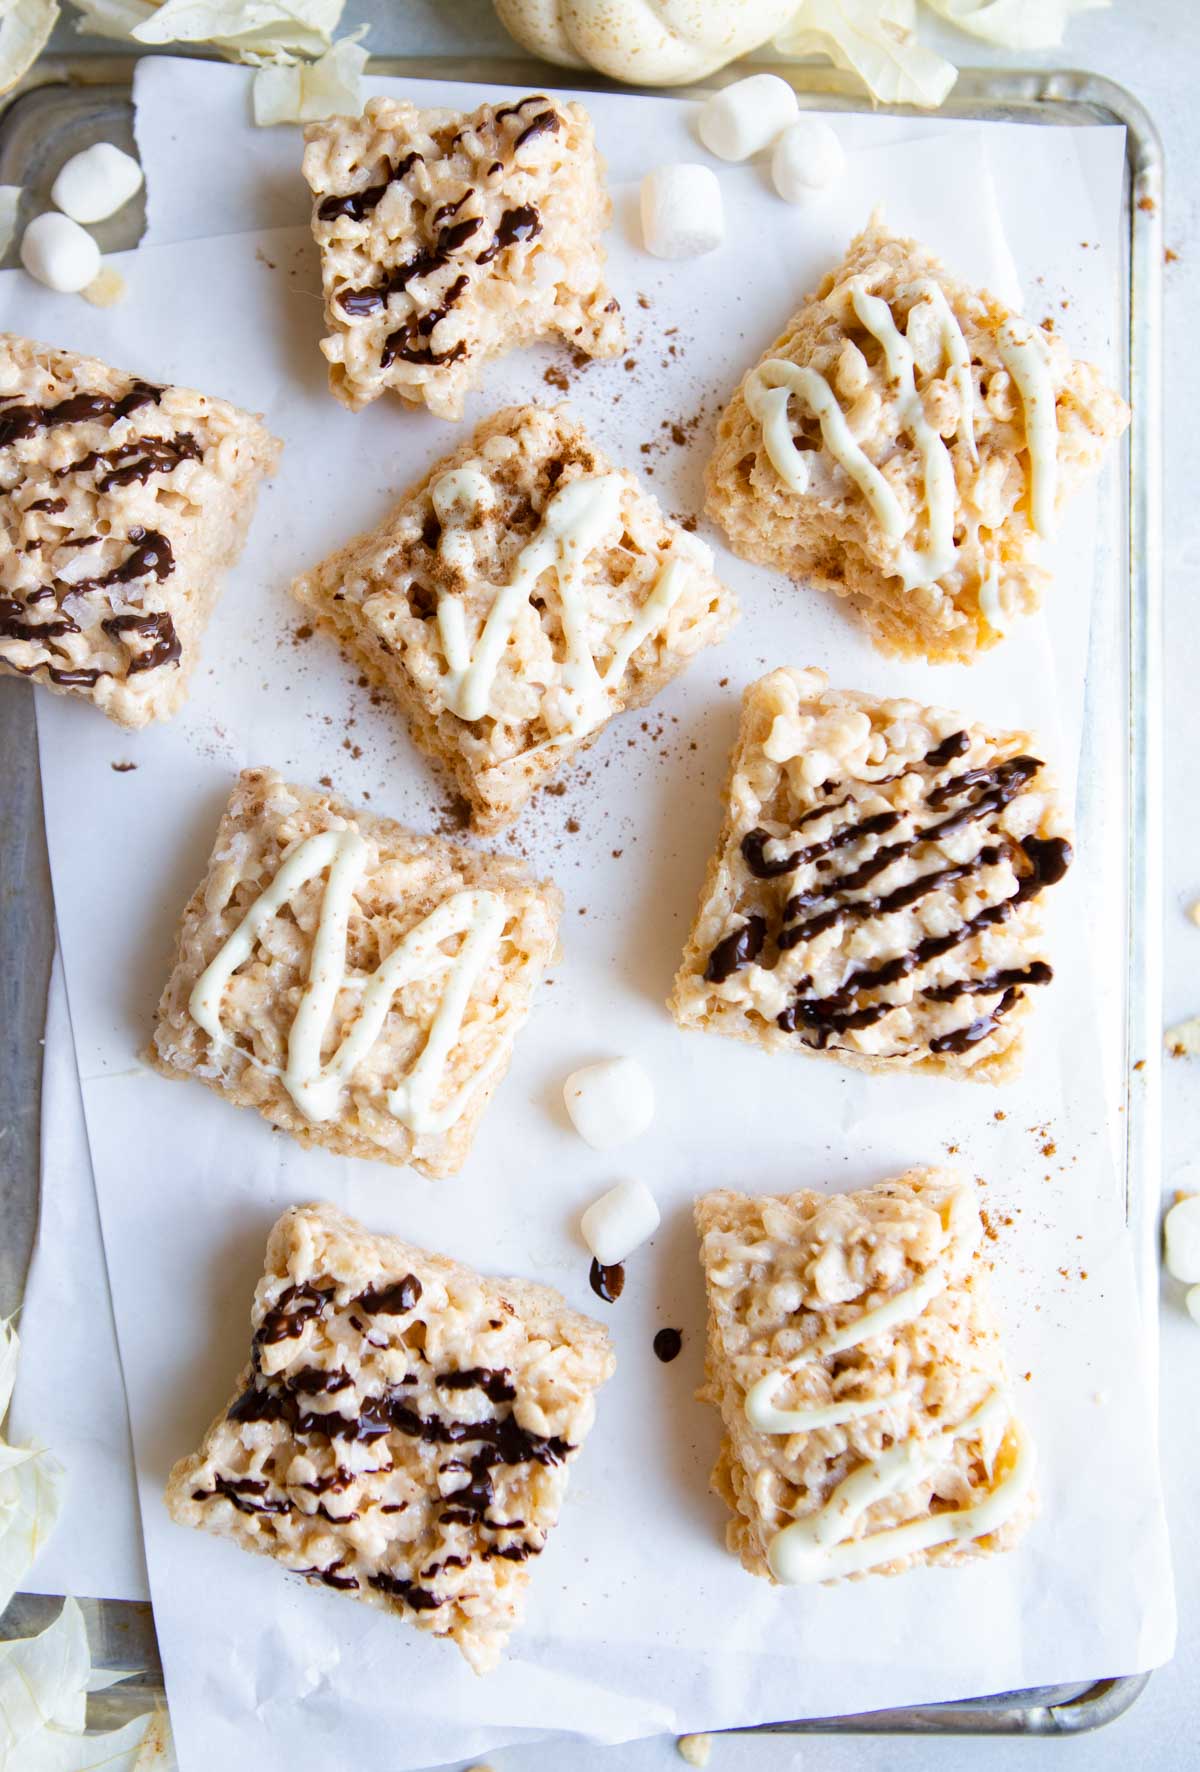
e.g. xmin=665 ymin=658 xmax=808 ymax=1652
xmin=2 ymin=68 xmax=1169 ymax=1771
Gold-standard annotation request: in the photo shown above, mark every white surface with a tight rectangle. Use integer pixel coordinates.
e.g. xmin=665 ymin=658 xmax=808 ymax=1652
xmin=3 ymin=61 xmax=1170 ymax=1770
xmin=6 ymin=954 xmax=148 ymax=1604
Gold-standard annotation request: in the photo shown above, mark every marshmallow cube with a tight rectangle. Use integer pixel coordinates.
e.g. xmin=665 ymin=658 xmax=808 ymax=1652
xmin=563 ymin=1057 xmax=655 ymax=1150
xmin=1164 ymin=1195 xmax=1200 ymax=1283
xmin=697 ymin=74 xmax=798 ymax=163
xmin=19 ymin=213 xmax=101 ymax=293
xmin=51 ymin=143 xmax=144 ymax=225
xmin=580 ymin=1178 xmax=661 ymax=1268
xmin=771 ymin=117 xmax=847 ymax=204
xmin=640 ymin=164 xmax=724 ymax=261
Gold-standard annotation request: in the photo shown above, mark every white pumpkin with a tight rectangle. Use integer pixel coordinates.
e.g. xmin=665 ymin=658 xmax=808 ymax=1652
xmin=492 ymin=0 xmax=799 ymax=86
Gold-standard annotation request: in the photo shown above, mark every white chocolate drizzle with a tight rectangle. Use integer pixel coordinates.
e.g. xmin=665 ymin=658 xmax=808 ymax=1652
xmin=430 ymin=469 xmax=691 ymax=741
xmin=745 ymin=278 xmax=979 ymax=592
xmin=978 ymin=559 xmax=1006 ymax=633
xmin=997 ymin=319 xmax=1058 ymax=537
xmin=766 ymin=1390 xmax=1033 ymax=1584
xmin=744 ymin=1262 xmax=949 ymax=1439
xmin=188 ymin=827 xmax=506 ymax=1136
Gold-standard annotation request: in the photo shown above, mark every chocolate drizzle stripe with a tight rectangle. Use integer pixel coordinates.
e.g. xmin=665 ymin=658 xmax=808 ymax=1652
xmin=0 ymin=381 xmax=162 ymax=450
xmin=317 ymin=151 xmax=424 ymax=222
xmin=101 ymin=610 xmax=181 ymax=675
xmin=779 ymin=848 xmax=1003 ymax=949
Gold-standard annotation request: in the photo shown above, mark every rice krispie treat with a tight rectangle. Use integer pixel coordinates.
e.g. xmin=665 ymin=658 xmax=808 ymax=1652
xmin=149 ymin=768 xmax=561 ymax=1177
xmin=0 ymin=333 xmax=280 ymax=727
xmin=695 ymin=1169 xmax=1034 ymax=1585
xmin=705 ymin=218 xmax=1129 ymax=663
xmin=166 ymin=1203 xmax=615 ymax=1673
xmin=670 ymin=667 xmax=1071 ymax=1082
xmin=303 ymin=94 xmax=624 ymax=419
xmin=293 ymin=404 xmax=737 ymax=832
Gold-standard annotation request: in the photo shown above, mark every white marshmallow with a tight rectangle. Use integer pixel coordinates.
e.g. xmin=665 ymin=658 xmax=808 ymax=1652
xmin=563 ymin=1057 xmax=655 ymax=1150
xmin=1164 ymin=1195 xmax=1200 ymax=1283
xmin=771 ymin=117 xmax=847 ymax=204
xmin=580 ymin=1178 xmax=661 ymax=1268
xmin=697 ymin=74 xmax=798 ymax=163
xmin=19 ymin=212 xmax=101 ymax=294
xmin=1187 ymin=1285 xmax=1200 ymax=1326
xmin=51 ymin=143 xmax=144 ymax=225
xmin=640 ymin=163 xmax=724 ymax=261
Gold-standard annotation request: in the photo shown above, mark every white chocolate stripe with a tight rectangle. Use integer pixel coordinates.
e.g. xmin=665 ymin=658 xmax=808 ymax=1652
xmin=746 ymin=277 xmax=980 ymax=592
xmin=432 ymin=470 xmax=692 ymax=741
xmin=767 ymin=1391 xmax=1033 ymax=1583
xmin=997 ymin=318 xmax=1058 ymax=538
xmin=745 ymin=1388 xmax=909 ymax=1437
xmin=188 ymin=828 xmax=505 ymax=1135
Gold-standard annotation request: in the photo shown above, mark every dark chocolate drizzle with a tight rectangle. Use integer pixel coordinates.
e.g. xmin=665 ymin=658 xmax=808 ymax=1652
xmin=101 ymin=610 xmax=181 ymax=675
xmin=704 ymin=914 xmax=765 ymax=983
xmin=368 ymin=1571 xmax=443 ymax=1611
xmin=475 ymin=204 xmax=541 ymax=265
xmin=63 ymin=432 xmax=201 ymax=492
xmin=317 ymin=151 xmax=424 ymax=222
xmin=297 ymin=1561 xmax=360 ymax=1590
xmin=438 ymin=1367 xmax=516 ymax=1403
xmin=589 ymin=1259 xmax=624 ymax=1303
xmin=0 ymin=381 xmax=161 ymax=450
xmin=355 ymin=1274 xmax=422 ymax=1315
xmin=255 ymin=1282 xmax=335 ymax=1348
xmin=708 ymin=737 xmax=1069 ymax=1060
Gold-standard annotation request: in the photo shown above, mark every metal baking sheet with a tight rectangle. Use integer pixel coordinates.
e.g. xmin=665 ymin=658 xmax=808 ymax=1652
xmin=0 ymin=52 xmax=1163 ymax=1743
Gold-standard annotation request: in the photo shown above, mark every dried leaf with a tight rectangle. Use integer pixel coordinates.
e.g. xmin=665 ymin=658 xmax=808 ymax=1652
xmin=0 ymin=1439 xmax=65 ymax=1610
xmin=923 ymin=0 xmax=1107 ymax=49
xmin=0 ymin=0 xmax=58 ymax=97
xmin=252 ymin=29 xmax=366 ymax=124
xmin=776 ymin=0 xmax=957 ymax=109
xmin=0 ymin=1600 xmax=161 ymax=1772
xmin=67 ymin=0 xmax=346 ymax=62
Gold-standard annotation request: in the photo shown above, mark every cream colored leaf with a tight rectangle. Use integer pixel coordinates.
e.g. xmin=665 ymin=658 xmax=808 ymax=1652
xmin=0 ymin=0 xmax=60 ymax=98
xmin=923 ymin=0 xmax=1107 ymax=49
xmin=776 ymin=0 xmax=957 ymax=109
xmin=252 ymin=29 xmax=367 ymax=124
xmin=0 ymin=1597 xmax=92 ymax=1749
xmin=18 ymin=1713 xmax=159 ymax=1772
xmin=67 ymin=0 xmax=154 ymax=40
xmin=0 ymin=1440 xmax=65 ymax=1612
xmin=130 ymin=0 xmax=342 ymax=51
xmin=0 ymin=1320 xmax=18 ymax=1425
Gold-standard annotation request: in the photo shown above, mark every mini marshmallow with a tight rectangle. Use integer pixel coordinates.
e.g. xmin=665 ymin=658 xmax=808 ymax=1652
xmin=564 ymin=1057 xmax=655 ymax=1150
xmin=20 ymin=212 xmax=101 ymax=294
xmin=51 ymin=143 xmax=144 ymax=225
xmin=640 ymin=164 xmax=724 ymax=260
xmin=580 ymin=1178 xmax=661 ymax=1268
xmin=697 ymin=74 xmax=798 ymax=163
xmin=677 ymin=1738 xmax=713 ymax=1769
xmin=771 ymin=117 xmax=847 ymax=205
xmin=1164 ymin=1195 xmax=1200 ymax=1283
xmin=1187 ymin=1285 xmax=1200 ymax=1326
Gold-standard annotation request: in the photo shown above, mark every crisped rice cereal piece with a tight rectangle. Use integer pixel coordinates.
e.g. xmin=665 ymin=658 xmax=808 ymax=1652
xmin=303 ymin=94 xmax=624 ymax=418
xmin=705 ymin=217 xmax=1128 ymax=663
xmin=0 ymin=332 xmax=279 ymax=727
xmin=695 ymin=1169 xmax=1034 ymax=1584
xmin=166 ymin=1203 xmax=615 ymax=1673
xmin=670 ymin=666 xmax=1072 ymax=1081
xmin=293 ymin=404 xmax=737 ymax=833
xmin=149 ymin=768 xmax=561 ymax=1177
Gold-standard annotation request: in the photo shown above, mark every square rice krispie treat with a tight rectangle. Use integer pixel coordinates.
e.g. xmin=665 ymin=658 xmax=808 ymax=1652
xmin=705 ymin=218 xmax=1129 ymax=663
xmin=293 ymin=404 xmax=737 ymax=832
xmin=303 ymin=94 xmax=624 ymax=419
xmin=0 ymin=333 xmax=280 ymax=727
xmin=166 ymin=1203 xmax=615 ymax=1673
xmin=695 ymin=1169 xmax=1034 ymax=1585
xmin=149 ymin=768 xmax=561 ymax=1177
xmin=670 ymin=667 xmax=1071 ymax=1082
